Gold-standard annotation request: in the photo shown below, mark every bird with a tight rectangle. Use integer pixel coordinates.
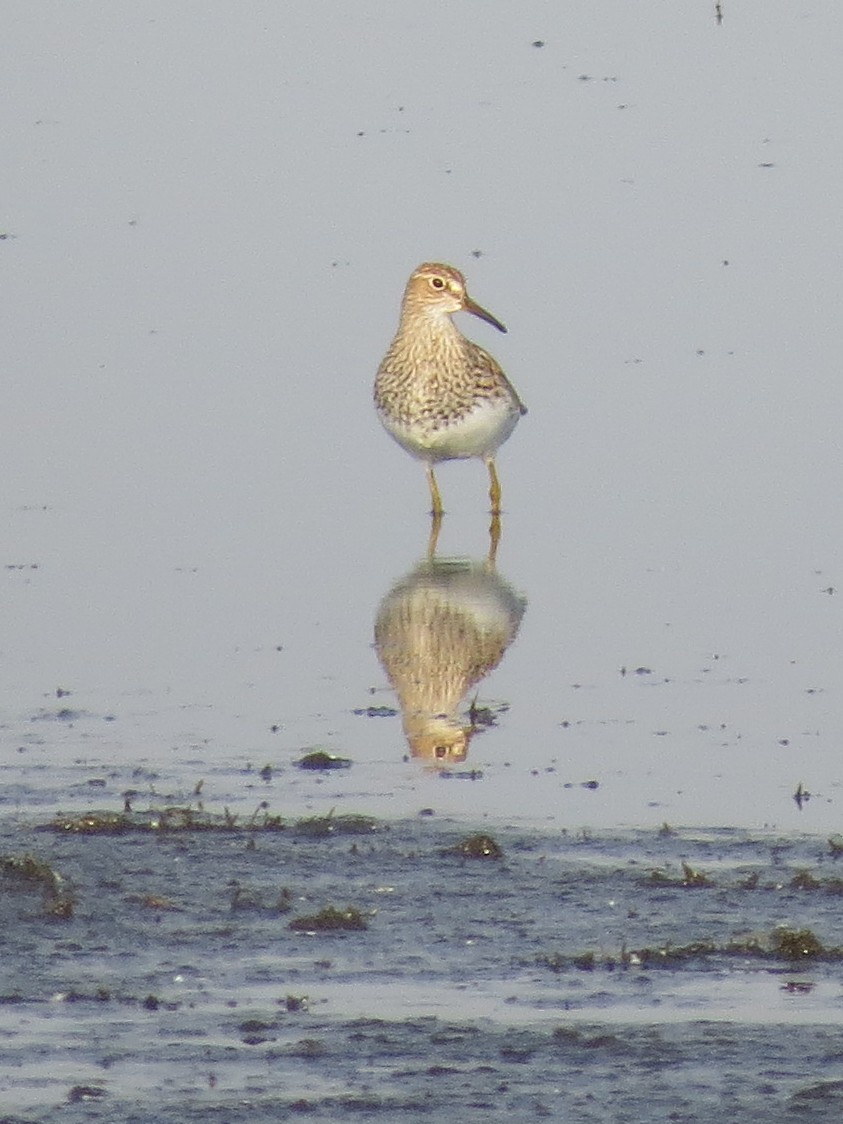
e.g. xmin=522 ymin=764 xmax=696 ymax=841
xmin=374 ymin=262 xmax=526 ymax=517
xmin=374 ymin=553 xmax=526 ymax=765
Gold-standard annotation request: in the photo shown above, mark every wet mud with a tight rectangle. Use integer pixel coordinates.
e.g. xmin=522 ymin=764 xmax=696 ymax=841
xmin=3 ymin=811 xmax=843 ymax=1121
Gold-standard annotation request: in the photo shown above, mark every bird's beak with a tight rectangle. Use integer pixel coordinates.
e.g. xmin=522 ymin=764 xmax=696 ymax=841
xmin=463 ymin=295 xmax=507 ymax=334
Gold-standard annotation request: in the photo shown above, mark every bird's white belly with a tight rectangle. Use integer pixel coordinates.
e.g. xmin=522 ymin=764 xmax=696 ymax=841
xmin=380 ymin=398 xmax=519 ymax=463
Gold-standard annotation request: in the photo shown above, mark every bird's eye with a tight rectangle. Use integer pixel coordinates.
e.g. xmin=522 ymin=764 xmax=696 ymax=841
xmin=430 ymin=277 xmax=446 ymax=290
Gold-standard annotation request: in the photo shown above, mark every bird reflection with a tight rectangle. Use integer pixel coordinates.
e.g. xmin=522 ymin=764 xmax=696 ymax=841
xmin=374 ymin=527 xmax=526 ymax=765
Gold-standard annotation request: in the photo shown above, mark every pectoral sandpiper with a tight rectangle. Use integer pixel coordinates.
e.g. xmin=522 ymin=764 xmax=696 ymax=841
xmin=374 ymin=262 xmax=526 ymax=516
xmin=375 ymin=553 xmax=526 ymax=764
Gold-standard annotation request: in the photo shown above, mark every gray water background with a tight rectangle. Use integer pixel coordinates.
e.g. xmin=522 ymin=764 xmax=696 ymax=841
xmin=4 ymin=3 xmax=843 ymax=1118
xmin=5 ymin=0 xmax=842 ymax=829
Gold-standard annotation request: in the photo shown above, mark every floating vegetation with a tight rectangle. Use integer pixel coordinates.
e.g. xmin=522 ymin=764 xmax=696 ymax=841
xmin=288 ymin=905 xmax=368 ymax=932
xmin=680 ymin=862 xmax=712 ymax=887
xmin=40 ymin=806 xmax=283 ymax=835
xmin=239 ymin=1018 xmax=277 ymax=1045
xmin=229 ymin=885 xmax=294 ymax=914
xmin=571 ymin=952 xmax=597 ymax=971
xmin=1 ymin=853 xmax=74 ymax=919
xmin=31 ymin=707 xmax=84 ymax=723
xmin=46 ymin=811 xmax=136 ymax=835
xmin=793 ymin=782 xmax=811 ymax=809
xmin=468 ymin=699 xmax=510 ymax=728
xmin=769 ymin=926 xmax=826 ymax=960
xmin=67 ymin=1086 xmax=106 ymax=1103
xmin=296 ymin=750 xmax=353 ymax=771
xmin=287 ymin=1038 xmax=328 ymax=1058
xmin=629 ymin=940 xmax=720 ymax=967
xmin=134 ymin=895 xmax=181 ymax=912
xmin=643 ymin=862 xmax=843 ymax=894
xmin=446 ymin=834 xmax=503 ymax=860
xmin=38 ymin=804 xmax=377 ymax=837
xmin=644 ymin=863 xmax=712 ymax=888
xmin=537 ymin=926 xmax=842 ymax=973
xmin=1 ymin=853 xmax=61 ymax=889
xmin=293 ymin=811 xmax=378 ymax=838
xmin=439 ymin=769 xmax=484 ymax=781
xmin=538 ymin=950 xmax=616 ymax=974
xmin=789 ymin=869 xmax=823 ymax=891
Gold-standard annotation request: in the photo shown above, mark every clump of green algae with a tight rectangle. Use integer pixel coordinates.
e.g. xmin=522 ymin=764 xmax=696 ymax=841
xmin=0 ymin=853 xmax=74 ymax=918
xmin=288 ymin=906 xmax=368 ymax=932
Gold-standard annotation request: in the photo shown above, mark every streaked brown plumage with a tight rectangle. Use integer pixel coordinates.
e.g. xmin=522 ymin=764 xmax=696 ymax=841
xmin=375 ymin=263 xmax=525 ymax=516
xmin=374 ymin=555 xmax=526 ymax=765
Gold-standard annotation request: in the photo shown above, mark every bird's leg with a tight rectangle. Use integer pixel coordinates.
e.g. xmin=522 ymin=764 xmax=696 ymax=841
xmin=427 ymin=509 xmax=443 ymax=559
xmin=488 ymin=511 xmax=501 ymax=565
xmin=426 ymin=464 xmax=444 ymax=518
xmin=486 ymin=457 xmax=502 ymax=515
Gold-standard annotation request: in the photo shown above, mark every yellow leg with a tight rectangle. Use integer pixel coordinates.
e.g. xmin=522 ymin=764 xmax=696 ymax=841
xmin=487 ymin=458 xmax=502 ymax=515
xmin=426 ymin=464 xmax=444 ymax=517
xmin=488 ymin=511 xmax=501 ymax=565
xmin=427 ymin=509 xmax=443 ymax=559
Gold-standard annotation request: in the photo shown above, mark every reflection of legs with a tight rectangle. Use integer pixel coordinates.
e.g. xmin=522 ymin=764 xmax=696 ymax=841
xmin=488 ymin=511 xmax=501 ymax=565
xmin=426 ymin=464 xmax=444 ymax=517
xmin=486 ymin=457 xmax=502 ymax=515
xmin=427 ymin=509 xmax=443 ymax=559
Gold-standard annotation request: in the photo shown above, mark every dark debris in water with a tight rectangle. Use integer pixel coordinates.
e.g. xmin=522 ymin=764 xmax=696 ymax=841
xmin=1 ymin=852 xmax=62 ymax=888
xmin=293 ymin=811 xmax=379 ymax=837
xmin=40 ymin=807 xmax=281 ymax=834
xmin=67 ymin=1085 xmax=107 ymax=1103
xmin=770 ymin=926 xmax=827 ymax=959
xmin=789 ymin=868 xmax=843 ymax=893
xmin=288 ymin=905 xmax=369 ymax=932
xmin=38 ymin=804 xmax=380 ymax=838
xmin=438 ymin=768 xmax=484 ymax=781
xmin=1 ymin=852 xmax=75 ymax=918
xmin=296 ymin=750 xmax=353 ymax=770
xmin=468 ymin=699 xmax=510 ymax=728
xmin=539 ymin=925 xmax=843 ymax=973
xmin=446 ymin=834 xmax=503 ymax=860
xmin=30 ymin=707 xmax=85 ymax=722
xmin=353 ymin=704 xmax=398 ymax=718
xmin=645 ymin=861 xmax=713 ymax=888
xmin=642 ymin=861 xmax=843 ymax=895
xmin=230 ymin=884 xmax=294 ymax=914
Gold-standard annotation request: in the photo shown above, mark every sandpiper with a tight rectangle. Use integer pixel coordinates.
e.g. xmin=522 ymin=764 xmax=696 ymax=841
xmin=374 ymin=262 xmax=526 ymax=516
xmin=375 ymin=554 xmax=527 ymax=764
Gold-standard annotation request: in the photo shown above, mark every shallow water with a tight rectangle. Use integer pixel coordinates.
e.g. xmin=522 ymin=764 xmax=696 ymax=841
xmin=4 ymin=1 xmax=843 ymax=1119
xmin=3 ymin=816 xmax=843 ymax=1120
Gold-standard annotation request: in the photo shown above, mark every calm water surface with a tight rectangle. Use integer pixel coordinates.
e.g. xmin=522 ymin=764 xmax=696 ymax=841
xmin=3 ymin=2 xmax=843 ymax=1119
